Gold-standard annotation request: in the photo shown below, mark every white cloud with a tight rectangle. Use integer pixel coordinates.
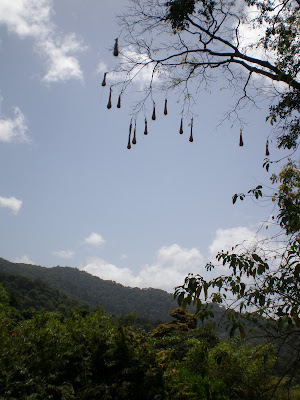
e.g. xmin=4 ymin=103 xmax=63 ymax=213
xmin=84 ymin=232 xmax=105 ymax=247
xmin=82 ymin=226 xmax=284 ymax=293
xmin=53 ymin=249 xmax=74 ymax=259
xmin=98 ymin=46 xmax=159 ymax=88
xmin=40 ymin=34 xmax=86 ymax=83
xmin=83 ymin=243 xmax=204 ymax=293
xmin=15 ymin=255 xmax=34 ymax=264
xmin=83 ymin=257 xmax=135 ymax=285
xmin=0 ymin=196 xmax=22 ymax=214
xmin=122 ymin=46 xmax=156 ymax=84
xmin=156 ymin=244 xmax=203 ymax=270
xmin=0 ymin=0 xmax=52 ymax=38
xmin=208 ymin=226 xmax=259 ymax=260
xmin=96 ymin=62 xmax=108 ymax=75
xmin=0 ymin=0 xmax=86 ymax=83
xmin=0 ymin=107 xmax=29 ymax=143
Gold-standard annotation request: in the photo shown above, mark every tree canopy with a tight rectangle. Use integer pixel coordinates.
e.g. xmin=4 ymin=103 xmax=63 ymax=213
xmin=106 ymin=0 xmax=300 ymax=393
xmin=108 ymin=0 xmax=300 ymax=324
xmin=104 ymin=0 xmax=300 ymax=151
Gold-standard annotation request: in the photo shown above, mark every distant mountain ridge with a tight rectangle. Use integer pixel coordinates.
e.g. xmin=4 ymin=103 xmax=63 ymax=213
xmin=0 ymin=258 xmax=178 ymax=321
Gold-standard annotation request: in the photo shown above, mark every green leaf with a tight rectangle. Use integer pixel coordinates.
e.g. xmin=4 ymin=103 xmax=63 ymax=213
xmin=259 ymin=294 xmax=265 ymax=306
xmin=239 ymin=324 xmax=245 ymax=339
xmin=182 ymin=297 xmax=188 ymax=309
xmin=252 ymin=254 xmax=262 ymax=263
xmin=204 ymin=285 xmax=208 ymax=300
xmin=177 ymin=292 xmax=184 ymax=306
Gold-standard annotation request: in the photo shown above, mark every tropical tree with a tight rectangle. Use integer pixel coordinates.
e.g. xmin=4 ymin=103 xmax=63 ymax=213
xmin=173 ymin=158 xmax=300 ymax=395
xmin=174 ymin=158 xmax=299 ymax=320
xmin=107 ymin=0 xmax=300 ymax=393
xmin=105 ymin=0 xmax=299 ymax=151
xmin=109 ymin=0 xmax=300 ymax=322
xmin=108 ymin=0 xmax=299 ymax=324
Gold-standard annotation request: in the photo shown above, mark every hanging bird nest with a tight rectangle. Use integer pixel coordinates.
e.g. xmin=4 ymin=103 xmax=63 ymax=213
xmin=101 ymin=72 xmax=107 ymax=87
xmin=144 ymin=118 xmax=148 ymax=135
xmin=179 ymin=118 xmax=183 ymax=134
xmin=102 ymin=38 xmax=202 ymax=149
xmin=189 ymin=119 xmax=193 ymax=142
xmin=164 ymin=99 xmax=168 ymax=115
xmin=132 ymin=120 xmax=137 ymax=145
xmin=107 ymin=88 xmax=112 ymax=109
xmin=117 ymin=94 xmax=121 ymax=109
xmin=127 ymin=119 xmax=132 ymax=149
xmin=239 ymin=130 xmax=244 ymax=146
xmin=152 ymin=102 xmax=156 ymax=120
xmin=113 ymin=38 xmax=119 ymax=57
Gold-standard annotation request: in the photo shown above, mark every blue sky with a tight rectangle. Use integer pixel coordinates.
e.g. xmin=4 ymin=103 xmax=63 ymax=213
xmin=0 ymin=0 xmax=282 ymax=292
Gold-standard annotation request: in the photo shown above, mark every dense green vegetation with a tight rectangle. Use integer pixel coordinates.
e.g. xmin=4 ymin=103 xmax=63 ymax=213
xmin=0 ymin=271 xmax=84 ymax=315
xmin=0 ymin=284 xmax=164 ymax=400
xmin=0 ymin=258 xmax=177 ymax=322
xmin=0 ymin=259 xmax=238 ymax=335
xmin=1 ymin=283 xmax=299 ymax=399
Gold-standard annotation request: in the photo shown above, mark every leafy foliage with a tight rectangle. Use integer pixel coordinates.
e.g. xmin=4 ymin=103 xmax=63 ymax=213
xmin=152 ymin=321 xmax=297 ymax=399
xmin=152 ymin=307 xmax=197 ymax=337
xmin=0 ymin=271 xmax=84 ymax=315
xmin=1 ymin=283 xmax=300 ymax=399
xmin=269 ymin=90 xmax=300 ymax=149
xmin=166 ymin=0 xmax=196 ymax=30
xmin=271 ymin=159 xmax=300 ymax=234
xmin=175 ymin=239 xmax=300 ymax=325
xmin=174 ymin=159 xmax=300 ymax=395
xmin=0 ymin=305 xmax=165 ymax=399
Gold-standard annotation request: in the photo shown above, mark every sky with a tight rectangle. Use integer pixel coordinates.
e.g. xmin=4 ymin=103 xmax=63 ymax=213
xmin=0 ymin=0 xmax=285 ymax=293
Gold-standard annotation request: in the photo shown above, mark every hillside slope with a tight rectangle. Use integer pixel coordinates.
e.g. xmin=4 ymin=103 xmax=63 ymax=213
xmin=0 ymin=271 xmax=85 ymax=314
xmin=0 ymin=258 xmax=178 ymax=321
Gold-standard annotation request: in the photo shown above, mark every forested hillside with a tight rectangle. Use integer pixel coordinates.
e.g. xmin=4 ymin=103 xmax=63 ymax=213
xmin=1 ymin=281 xmax=299 ymax=399
xmin=0 ymin=258 xmax=178 ymax=321
xmin=0 ymin=271 xmax=85 ymax=314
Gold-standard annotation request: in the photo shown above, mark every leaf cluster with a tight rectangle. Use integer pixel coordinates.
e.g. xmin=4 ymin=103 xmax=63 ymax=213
xmin=271 ymin=159 xmax=300 ymax=234
xmin=166 ymin=0 xmax=196 ymax=30
xmin=0 ymin=307 xmax=165 ymax=400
